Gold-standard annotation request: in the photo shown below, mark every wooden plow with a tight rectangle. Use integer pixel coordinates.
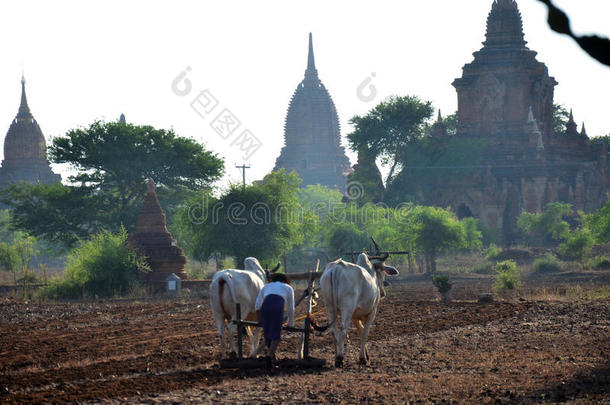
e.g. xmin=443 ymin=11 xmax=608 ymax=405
xmin=343 ymin=237 xmax=410 ymax=262
xmin=219 ymin=260 xmax=326 ymax=369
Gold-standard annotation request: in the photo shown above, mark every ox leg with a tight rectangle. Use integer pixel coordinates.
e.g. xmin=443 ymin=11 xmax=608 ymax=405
xmin=335 ymin=309 xmax=352 ymax=368
xmin=248 ymin=326 xmax=263 ymax=358
xmin=212 ymin=311 xmax=228 ymax=359
xmin=226 ymin=320 xmax=238 ymax=358
xmin=322 ymin=300 xmax=341 ymax=366
xmin=297 ymin=332 xmax=305 ymax=360
xmin=253 ymin=329 xmax=266 ymax=358
xmin=327 ymin=314 xmax=343 ymax=367
xmin=358 ymin=313 xmax=376 ymax=365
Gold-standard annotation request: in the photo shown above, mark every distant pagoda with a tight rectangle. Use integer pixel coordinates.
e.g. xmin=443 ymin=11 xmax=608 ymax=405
xmin=274 ymin=33 xmax=351 ymax=191
xmin=0 ymin=76 xmax=61 ymax=188
xmin=128 ymin=179 xmax=187 ymax=283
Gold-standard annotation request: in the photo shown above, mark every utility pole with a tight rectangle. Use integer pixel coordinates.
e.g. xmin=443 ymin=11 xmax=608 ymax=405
xmin=235 ymin=164 xmax=250 ymax=187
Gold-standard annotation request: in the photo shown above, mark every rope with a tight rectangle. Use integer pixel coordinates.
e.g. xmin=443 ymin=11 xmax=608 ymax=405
xmin=294 ymin=309 xmax=323 ymax=323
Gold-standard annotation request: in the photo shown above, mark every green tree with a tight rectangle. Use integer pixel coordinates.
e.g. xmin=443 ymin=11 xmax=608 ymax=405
xmin=590 ymin=134 xmax=610 ymax=149
xmin=403 ymin=206 xmax=469 ymax=273
xmin=460 ymin=217 xmax=483 ymax=252
xmin=177 ymin=170 xmax=303 ymax=267
xmin=50 ymin=120 xmax=223 ymax=208
xmin=584 ymin=197 xmax=610 ymax=243
xmin=553 ymin=103 xmax=569 ymax=135
xmin=441 ymin=112 xmax=458 ymax=136
xmin=2 ymin=120 xmax=223 ymax=250
xmin=0 ymin=210 xmax=16 ymax=244
xmin=324 ymin=222 xmax=370 ymax=257
xmin=41 ymin=227 xmax=149 ymax=299
xmin=0 ymin=233 xmax=38 ymax=284
xmin=559 ymin=229 xmax=595 ymax=260
xmin=297 ymin=184 xmax=342 ymax=246
xmin=346 ymin=147 xmax=386 ymax=205
xmin=517 ymin=202 xmax=572 ymax=245
xmin=347 ymin=95 xmax=434 ymax=184
xmin=2 ymin=183 xmax=104 ymax=250
xmin=0 ymin=242 xmax=19 ymax=283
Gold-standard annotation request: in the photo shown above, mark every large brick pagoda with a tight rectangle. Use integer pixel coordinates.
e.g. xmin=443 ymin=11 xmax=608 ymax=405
xmin=274 ymin=33 xmax=351 ymax=191
xmin=394 ymin=0 xmax=609 ymax=242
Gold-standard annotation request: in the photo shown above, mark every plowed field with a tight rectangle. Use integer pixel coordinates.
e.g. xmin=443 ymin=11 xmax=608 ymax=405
xmin=1 ymin=281 xmax=608 ymax=403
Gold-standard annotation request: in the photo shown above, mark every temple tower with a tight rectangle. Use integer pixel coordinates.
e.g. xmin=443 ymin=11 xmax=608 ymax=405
xmin=128 ymin=179 xmax=188 ymax=283
xmin=0 ymin=76 xmax=61 ymax=187
xmin=452 ymin=0 xmax=557 ymax=138
xmin=274 ymin=33 xmax=351 ymax=191
xmin=396 ymin=0 xmax=609 ymax=244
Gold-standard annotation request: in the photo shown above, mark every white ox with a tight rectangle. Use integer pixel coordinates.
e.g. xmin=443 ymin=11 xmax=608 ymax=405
xmin=209 ymin=258 xmax=278 ymax=359
xmin=319 ymin=252 xmax=398 ymax=367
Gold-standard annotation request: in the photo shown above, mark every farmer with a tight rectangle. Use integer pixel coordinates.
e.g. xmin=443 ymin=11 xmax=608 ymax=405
xmin=255 ymin=272 xmax=295 ymax=365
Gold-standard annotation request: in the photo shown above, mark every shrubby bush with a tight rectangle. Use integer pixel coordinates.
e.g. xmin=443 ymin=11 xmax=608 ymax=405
xmin=494 ymin=260 xmax=521 ymax=290
xmin=431 ymin=275 xmax=452 ymax=293
xmin=559 ymin=228 xmax=595 ymax=260
xmin=588 ymin=256 xmax=610 ymax=270
xmin=484 ymin=244 xmax=501 ymax=261
xmin=533 ymin=254 xmax=562 ymax=273
xmin=495 ymin=260 xmax=516 ymax=273
xmin=39 ymin=227 xmax=149 ymax=299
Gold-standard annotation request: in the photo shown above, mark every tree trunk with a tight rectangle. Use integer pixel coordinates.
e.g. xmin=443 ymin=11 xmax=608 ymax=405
xmin=424 ymin=252 xmax=431 ymax=273
xmin=386 ymin=151 xmax=401 ymax=187
xmin=416 ymin=254 xmax=425 ymax=274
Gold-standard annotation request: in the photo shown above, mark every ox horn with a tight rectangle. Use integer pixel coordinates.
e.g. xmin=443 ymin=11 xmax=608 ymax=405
xmin=367 ymin=252 xmax=389 ymax=261
xmin=270 ymin=262 xmax=281 ymax=273
xmin=326 ymin=254 xmax=340 ymax=262
xmin=370 ymin=237 xmax=381 ymax=253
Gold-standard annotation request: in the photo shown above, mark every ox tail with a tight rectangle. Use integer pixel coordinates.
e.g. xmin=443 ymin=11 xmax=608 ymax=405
xmin=332 ymin=268 xmax=340 ymax=323
xmin=314 ymin=269 xmax=338 ymax=333
xmin=217 ymin=274 xmax=237 ymax=320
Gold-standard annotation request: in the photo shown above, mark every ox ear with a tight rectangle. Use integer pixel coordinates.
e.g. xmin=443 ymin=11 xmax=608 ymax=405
xmin=383 ymin=265 xmax=398 ymax=275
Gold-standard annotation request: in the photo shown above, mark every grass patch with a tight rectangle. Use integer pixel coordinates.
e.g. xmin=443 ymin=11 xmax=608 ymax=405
xmin=437 ymin=254 xmax=487 ymax=275
xmin=473 ymin=261 xmax=494 ymax=274
xmin=533 ymin=254 xmax=562 ymax=273
xmin=520 ymin=285 xmax=610 ymax=301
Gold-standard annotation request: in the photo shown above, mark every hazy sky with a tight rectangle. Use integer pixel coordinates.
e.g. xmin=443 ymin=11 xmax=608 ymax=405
xmin=1 ymin=0 xmax=608 ymax=188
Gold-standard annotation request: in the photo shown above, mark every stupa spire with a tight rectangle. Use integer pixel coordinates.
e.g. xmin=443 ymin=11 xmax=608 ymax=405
xmin=18 ymin=74 xmax=32 ymax=120
xmin=580 ymin=122 xmax=588 ymax=137
xmin=431 ymin=109 xmax=447 ymax=137
xmin=566 ymin=108 xmax=578 ymax=136
xmin=527 ymin=106 xmax=535 ymax=123
xmin=305 ymin=33 xmax=318 ymax=79
xmin=484 ymin=0 xmax=526 ymax=49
